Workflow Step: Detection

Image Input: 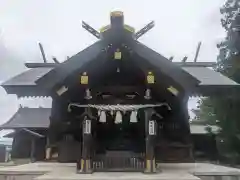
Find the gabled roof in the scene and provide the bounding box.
[1,108,50,129]
[35,39,201,92]
[1,11,237,97]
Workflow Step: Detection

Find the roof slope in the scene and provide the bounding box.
[1,108,50,129]
[183,67,238,86]
[36,41,105,90]
[36,40,201,92]
[129,41,200,90]
[2,68,52,86]
[3,67,237,87]
[1,65,239,97]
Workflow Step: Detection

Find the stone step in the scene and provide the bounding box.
[35,172,200,180]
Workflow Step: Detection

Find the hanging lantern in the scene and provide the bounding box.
[115,111,122,124]
[147,71,155,84]
[80,72,88,84]
[85,88,92,99]
[114,49,122,60]
[99,111,106,123]
[144,89,151,100]
[130,111,138,123]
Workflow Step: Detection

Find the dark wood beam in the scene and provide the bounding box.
[25,62,216,69]
[93,85,143,94]
[39,43,47,63]
[174,62,216,67]
[52,57,60,64]
[194,42,202,62]
[25,63,57,68]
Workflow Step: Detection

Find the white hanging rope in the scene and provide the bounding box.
[68,103,171,112]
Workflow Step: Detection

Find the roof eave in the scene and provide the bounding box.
[191,84,240,97]
[1,85,49,97]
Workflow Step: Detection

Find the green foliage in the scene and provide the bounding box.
[195,0,240,157]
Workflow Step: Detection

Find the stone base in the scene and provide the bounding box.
[0,162,239,180]
[36,172,199,180]
[77,169,93,174]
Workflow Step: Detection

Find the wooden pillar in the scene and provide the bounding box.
[46,98,60,161]
[45,137,52,160]
[144,108,157,173]
[78,115,93,174]
[30,138,36,162]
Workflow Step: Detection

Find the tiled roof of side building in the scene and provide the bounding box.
[183,67,238,86]
[1,108,51,129]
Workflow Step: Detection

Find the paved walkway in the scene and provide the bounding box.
[0,163,239,180]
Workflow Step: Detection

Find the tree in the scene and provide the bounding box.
[195,0,240,159]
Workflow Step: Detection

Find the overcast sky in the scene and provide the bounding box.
[0,0,226,133]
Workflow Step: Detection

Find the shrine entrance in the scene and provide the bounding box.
[92,113,146,171]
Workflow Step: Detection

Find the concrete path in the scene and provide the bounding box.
[0,162,239,180]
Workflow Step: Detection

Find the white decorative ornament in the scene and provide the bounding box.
[56,86,68,96]
[115,111,122,124]
[99,111,106,123]
[84,120,91,134]
[130,111,138,123]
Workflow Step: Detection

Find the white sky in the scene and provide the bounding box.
[0,0,226,130]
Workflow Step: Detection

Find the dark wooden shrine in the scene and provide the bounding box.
[1,11,239,173]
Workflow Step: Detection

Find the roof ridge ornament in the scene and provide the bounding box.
[135,21,155,40]
[82,21,100,39]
